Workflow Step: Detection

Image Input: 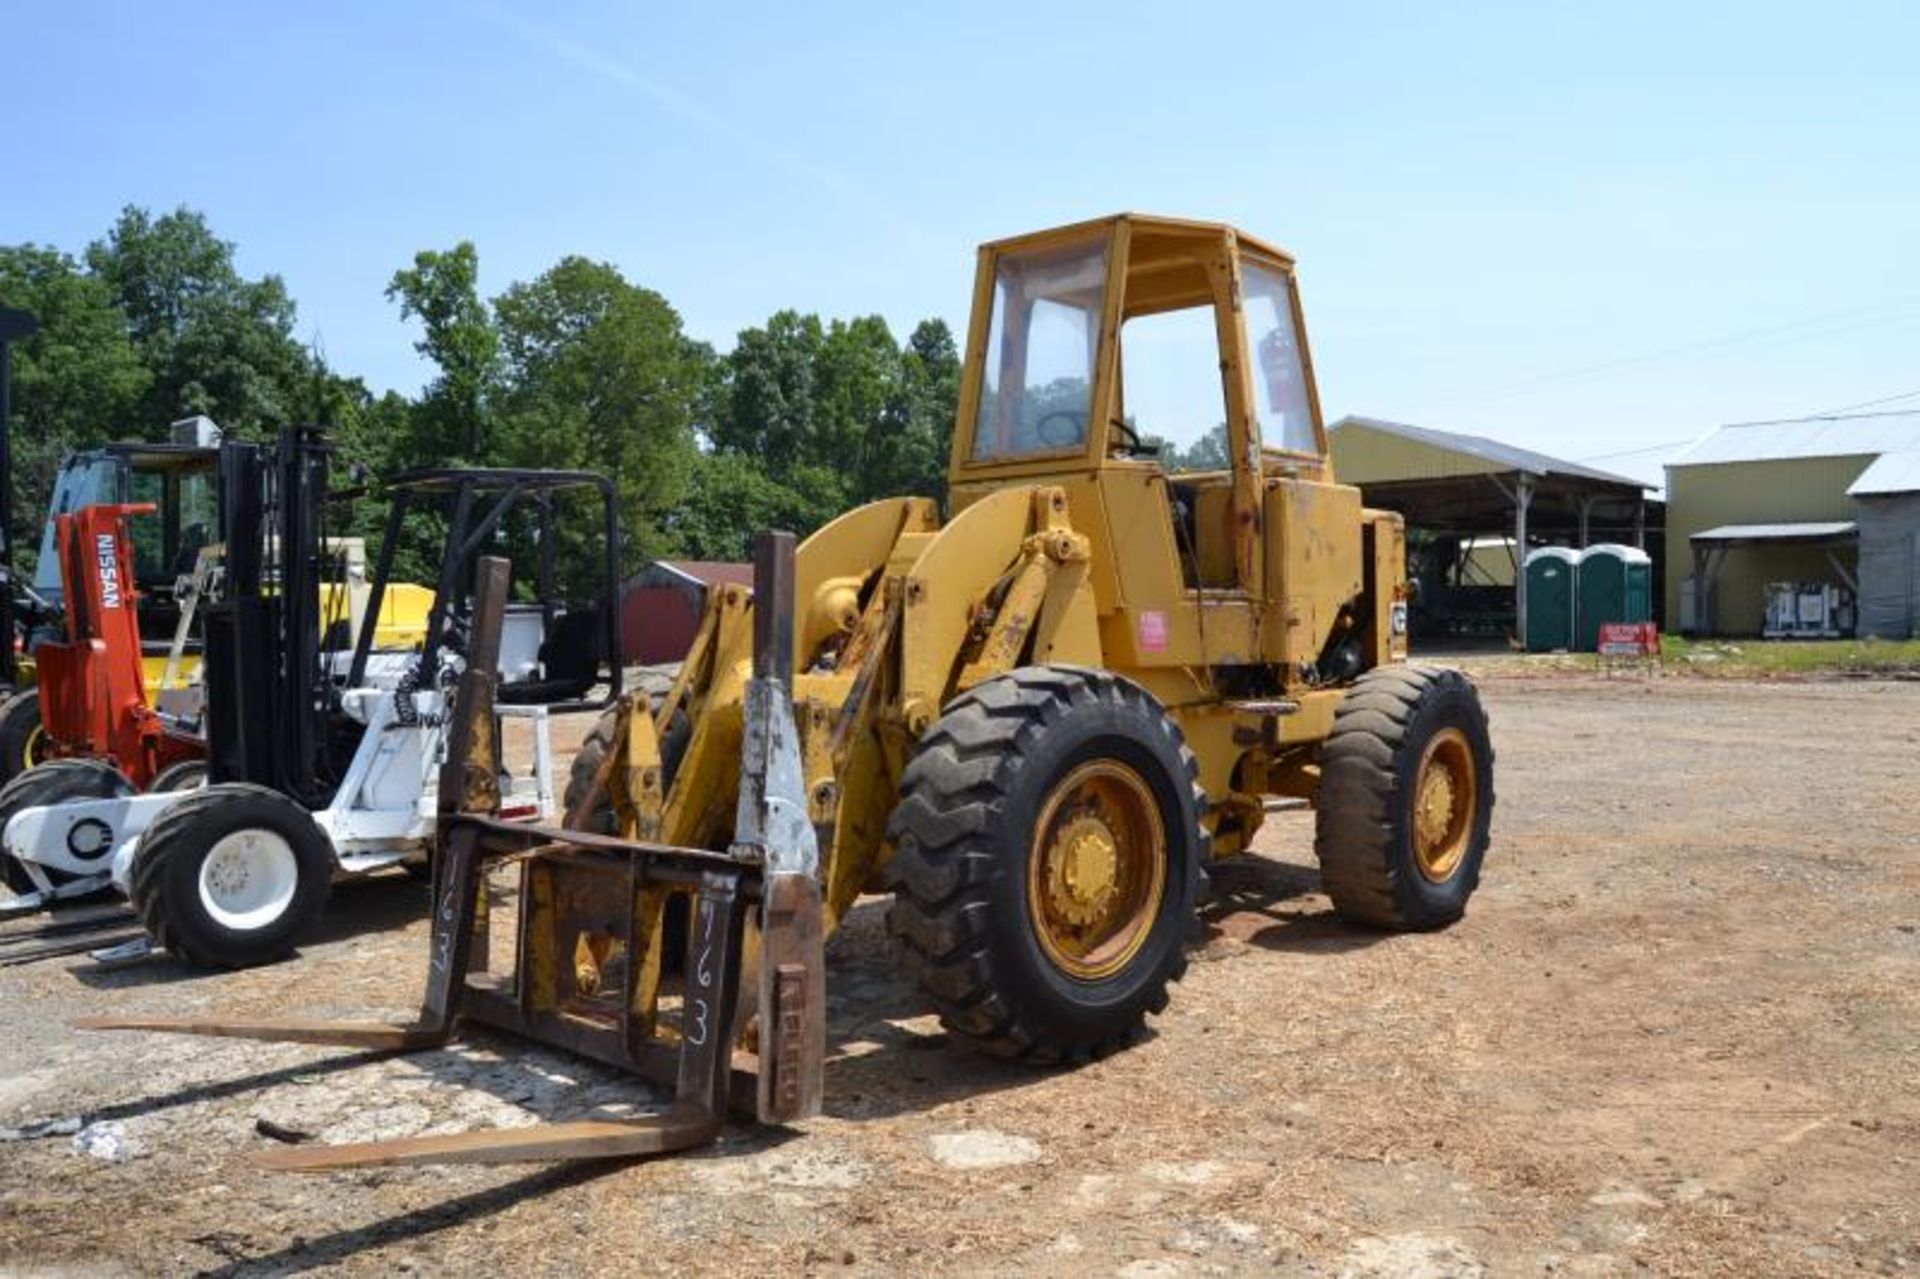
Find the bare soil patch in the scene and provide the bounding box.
[2,676,1916,1275]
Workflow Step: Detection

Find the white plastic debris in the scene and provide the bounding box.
[71,1120,144,1162]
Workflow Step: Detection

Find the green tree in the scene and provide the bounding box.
[84,206,309,434]
[386,242,498,465]
[0,244,151,573]
[707,310,827,474]
[685,310,961,557]
[882,318,960,504]
[1167,421,1230,472]
[492,256,708,567]
[671,452,848,561]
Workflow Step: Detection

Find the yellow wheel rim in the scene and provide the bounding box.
[22,721,45,767]
[1026,760,1166,982]
[1412,727,1477,883]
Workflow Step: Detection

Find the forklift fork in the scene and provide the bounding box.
[78,535,825,1169]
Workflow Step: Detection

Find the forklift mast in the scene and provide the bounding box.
[200,426,338,803]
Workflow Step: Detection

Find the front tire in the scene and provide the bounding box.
[129,784,334,968]
[0,689,49,783]
[886,667,1205,1065]
[0,757,133,897]
[1315,664,1495,929]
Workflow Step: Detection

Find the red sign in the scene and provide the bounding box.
[1597,622,1660,656]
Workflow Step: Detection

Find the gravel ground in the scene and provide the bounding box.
[1,673,1916,1277]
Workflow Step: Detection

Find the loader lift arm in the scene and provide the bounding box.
[78,534,825,1168]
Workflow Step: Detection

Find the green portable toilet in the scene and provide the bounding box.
[1523,547,1579,651]
[1576,543,1654,650]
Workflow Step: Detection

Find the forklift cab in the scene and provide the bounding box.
[346,468,624,714]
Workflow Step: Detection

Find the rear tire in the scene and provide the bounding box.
[0,689,48,783]
[129,783,334,969]
[563,681,691,835]
[886,667,1205,1065]
[148,759,208,793]
[1314,664,1495,929]
[0,758,133,897]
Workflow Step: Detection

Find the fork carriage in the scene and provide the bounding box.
[82,536,826,1170]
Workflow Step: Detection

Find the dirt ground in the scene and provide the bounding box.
[1,672,1916,1277]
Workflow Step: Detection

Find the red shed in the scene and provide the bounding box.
[620,560,754,665]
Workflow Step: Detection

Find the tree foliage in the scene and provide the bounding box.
[0,244,152,566]
[84,206,311,434]
[678,312,959,559]
[385,243,498,465]
[1,204,965,590]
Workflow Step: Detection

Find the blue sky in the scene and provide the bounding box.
[6,1,1917,484]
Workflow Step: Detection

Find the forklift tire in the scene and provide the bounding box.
[886,667,1205,1065]
[0,757,133,896]
[129,783,334,969]
[0,689,49,783]
[148,760,209,793]
[1314,665,1495,930]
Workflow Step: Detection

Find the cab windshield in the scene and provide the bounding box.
[971,236,1109,462]
[30,454,217,602]
[31,457,117,603]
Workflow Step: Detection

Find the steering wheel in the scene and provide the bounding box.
[1034,409,1085,447]
[1107,418,1159,456]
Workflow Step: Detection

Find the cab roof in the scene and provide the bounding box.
[979,213,1297,268]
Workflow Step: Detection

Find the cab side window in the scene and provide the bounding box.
[1241,262,1318,455]
[1119,304,1230,473]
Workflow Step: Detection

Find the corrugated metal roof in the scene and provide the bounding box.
[1847,448,1920,496]
[627,559,755,590]
[662,560,755,587]
[1669,410,1920,467]
[1691,521,1858,543]
[1330,416,1648,488]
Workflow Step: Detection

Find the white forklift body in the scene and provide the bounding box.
[2,675,555,905]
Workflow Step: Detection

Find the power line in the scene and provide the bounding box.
[1577,438,1696,463]
[1804,386,1920,416]
[1438,298,1920,411]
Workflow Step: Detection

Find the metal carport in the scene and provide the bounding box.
[1329,416,1658,646]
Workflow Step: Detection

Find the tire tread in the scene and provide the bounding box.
[884,666,1207,1064]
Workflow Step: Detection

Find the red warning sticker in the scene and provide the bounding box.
[1138,609,1170,652]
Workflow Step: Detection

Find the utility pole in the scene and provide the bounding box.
[0,306,38,690]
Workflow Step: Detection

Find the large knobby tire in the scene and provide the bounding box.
[563,688,691,835]
[129,783,335,969]
[0,689,49,784]
[1315,664,1495,929]
[0,757,133,897]
[886,666,1206,1065]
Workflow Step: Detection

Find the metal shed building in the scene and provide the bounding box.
[1666,411,1920,636]
[619,559,753,664]
[1329,416,1656,645]
[1849,449,1920,638]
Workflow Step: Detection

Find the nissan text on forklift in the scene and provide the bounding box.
[0,424,623,968]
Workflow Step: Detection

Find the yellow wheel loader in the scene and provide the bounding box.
[82,215,1494,1169]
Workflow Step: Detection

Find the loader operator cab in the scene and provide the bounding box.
[951,215,1329,599]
